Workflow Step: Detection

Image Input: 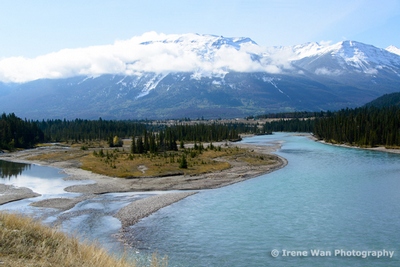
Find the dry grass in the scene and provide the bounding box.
[0,212,167,267]
[27,150,89,163]
[233,153,278,166]
[25,140,274,179]
[80,147,243,178]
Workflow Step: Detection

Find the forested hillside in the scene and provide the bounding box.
[364,92,400,108]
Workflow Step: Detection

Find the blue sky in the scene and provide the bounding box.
[1,0,400,58]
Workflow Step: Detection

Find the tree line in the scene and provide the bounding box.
[263,118,315,133]
[313,106,400,147]
[35,119,261,143]
[1,114,265,151]
[36,118,149,142]
[262,106,400,147]
[0,113,45,150]
[3,105,399,151]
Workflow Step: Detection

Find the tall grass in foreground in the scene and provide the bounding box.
[0,212,167,267]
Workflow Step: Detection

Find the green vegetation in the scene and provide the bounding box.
[314,106,400,147]
[34,118,265,143]
[0,212,166,267]
[179,154,188,169]
[364,92,400,108]
[1,113,268,153]
[0,113,44,150]
[4,91,400,154]
[263,117,315,133]
[261,106,400,148]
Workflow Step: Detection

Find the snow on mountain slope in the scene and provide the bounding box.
[0,33,271,83]
[290,40,400,75]
[136,73,168,99]
[1,32,400,84]
[386,45,400,56]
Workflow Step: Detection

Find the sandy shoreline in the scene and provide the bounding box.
[0,139,287,226]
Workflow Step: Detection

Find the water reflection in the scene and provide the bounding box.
[0,160,31,179]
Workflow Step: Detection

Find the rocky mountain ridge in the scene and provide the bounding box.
[1,33,399,119]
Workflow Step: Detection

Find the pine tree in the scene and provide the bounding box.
[130,136,136,154]
[136,136,144,154]
[179,154,188,169]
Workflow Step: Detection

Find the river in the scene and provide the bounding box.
[1,133,400,266]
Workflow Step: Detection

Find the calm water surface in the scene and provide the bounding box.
[1,133,400,267]
[126,133,400,267]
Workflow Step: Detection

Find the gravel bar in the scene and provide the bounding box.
[0,184,40,205]
[30,194,96,210]
[115,191,197,228]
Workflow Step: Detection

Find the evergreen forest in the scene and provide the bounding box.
[0,115,264,151]
[0,113,45,150]
[313,106,400,147]
[1,98,400,151]
[263,106,400,147]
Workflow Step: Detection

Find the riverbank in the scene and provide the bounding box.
[0,139,287,224]
[309,134,400,154]
[0,212,165,267]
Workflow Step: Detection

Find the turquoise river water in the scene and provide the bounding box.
[1,133,400,267]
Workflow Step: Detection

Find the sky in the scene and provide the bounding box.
[1,0,400,58]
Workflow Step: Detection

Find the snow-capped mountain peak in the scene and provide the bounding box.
[292,40,397,62]
[2,33,400,120]
[139,33,258,51]
[290,40,400,75]
[332,41,400,69]
[0,32,264,83]
[386,45,400,56]
[1,32,400,83]
[290,41,329,59]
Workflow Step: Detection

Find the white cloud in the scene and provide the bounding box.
[0,32,292,83]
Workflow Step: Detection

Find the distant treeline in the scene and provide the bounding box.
[34,119,261,143]
[36,118,149,142]
[314,107,400,147]
[262,106,400,147]
[251,111,328,119]
[2,105,400,151]
[0,113,44,150]
[1,116,264,150]
[263,118,315,133]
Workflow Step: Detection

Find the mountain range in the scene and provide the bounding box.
[1,33,400,119]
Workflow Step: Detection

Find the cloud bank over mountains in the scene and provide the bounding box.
[0,32,399,83]
[0,32,285,83]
